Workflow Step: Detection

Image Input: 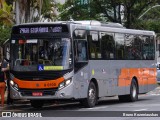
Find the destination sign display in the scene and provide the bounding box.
[12,25,69,34]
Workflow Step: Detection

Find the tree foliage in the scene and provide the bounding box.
[121,0,159,28]
[0,25,11,45]
[0,0,13,44]
[134,3,160,34]
[58,0,159,29]
[41,0,57,21]
[0,0,57,43]
[0,0,13,26]
[57,0,92,20]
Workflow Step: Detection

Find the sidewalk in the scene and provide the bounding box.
[147,85,160,95]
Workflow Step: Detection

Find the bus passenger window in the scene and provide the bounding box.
[89,31,101,59]
[115,33,125,60]
[101,32,115,59]
[142,36,155,60]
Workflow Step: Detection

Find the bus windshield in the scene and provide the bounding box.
[11,38,72,71]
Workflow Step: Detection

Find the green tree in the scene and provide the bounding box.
[135,5,160,34]
[58,0,159,28]
[0,0,13,44]
[0,0,13,26]
[8,0,57,23]
[0,26,11,44]
[90,0,159,28]
[122,0,159,28]
[57,0,91,20]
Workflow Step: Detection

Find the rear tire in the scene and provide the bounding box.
[119,79,138,102]
[81,82,97,108]
[128,79,138,102]
[30,100,44,108]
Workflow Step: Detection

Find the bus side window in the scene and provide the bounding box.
[89,31,101,59]
[115,33,125,60]
[142,36,155,60]
[101,32,115,59]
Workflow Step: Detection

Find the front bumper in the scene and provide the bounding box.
[10,82,74,100]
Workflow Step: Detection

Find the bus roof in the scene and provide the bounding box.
[13,20,124,28]
[83,25,156,36]
[13,20,155,36]
[70,21,155,36]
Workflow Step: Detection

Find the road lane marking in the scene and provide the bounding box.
[133,109,147,111]
[87,106,109,110]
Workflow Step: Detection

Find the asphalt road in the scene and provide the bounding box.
[1,87,160,120]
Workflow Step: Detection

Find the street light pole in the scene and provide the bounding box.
[138,5,160,19]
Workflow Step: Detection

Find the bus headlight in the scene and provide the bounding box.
[10,80,19,91]
[58,78,72,90]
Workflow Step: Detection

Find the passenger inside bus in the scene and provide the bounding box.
[39,46,48,60]
[78,42,86,61]
[32,45,38,62]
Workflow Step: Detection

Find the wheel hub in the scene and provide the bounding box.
[132,84,137,98]
[89,88,95,103]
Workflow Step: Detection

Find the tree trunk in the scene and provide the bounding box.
[25,0,30,23]
[113,5,117,22]
[15,1,20,24]
[126,7,131,28]
[117,4,122,24]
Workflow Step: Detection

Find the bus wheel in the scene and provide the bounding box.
[129,79,138,102]
[30,100,44,108]
[118,79,138,102]
[81,82,97,108]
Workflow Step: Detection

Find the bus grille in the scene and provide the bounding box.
[14,74,60,80]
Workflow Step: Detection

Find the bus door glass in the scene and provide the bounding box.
[73,30,88,71]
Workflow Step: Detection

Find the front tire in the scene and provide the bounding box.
[30,100,44,108]
[81,82,97,108]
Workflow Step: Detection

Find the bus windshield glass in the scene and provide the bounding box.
[11,38,72,71]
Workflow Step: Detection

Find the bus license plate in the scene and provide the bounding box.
[32,92,43,96]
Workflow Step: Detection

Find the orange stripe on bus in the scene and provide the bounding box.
[13,77,65,89]
[118,68,157,87]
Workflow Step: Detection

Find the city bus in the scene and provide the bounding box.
[9,20,157,108]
